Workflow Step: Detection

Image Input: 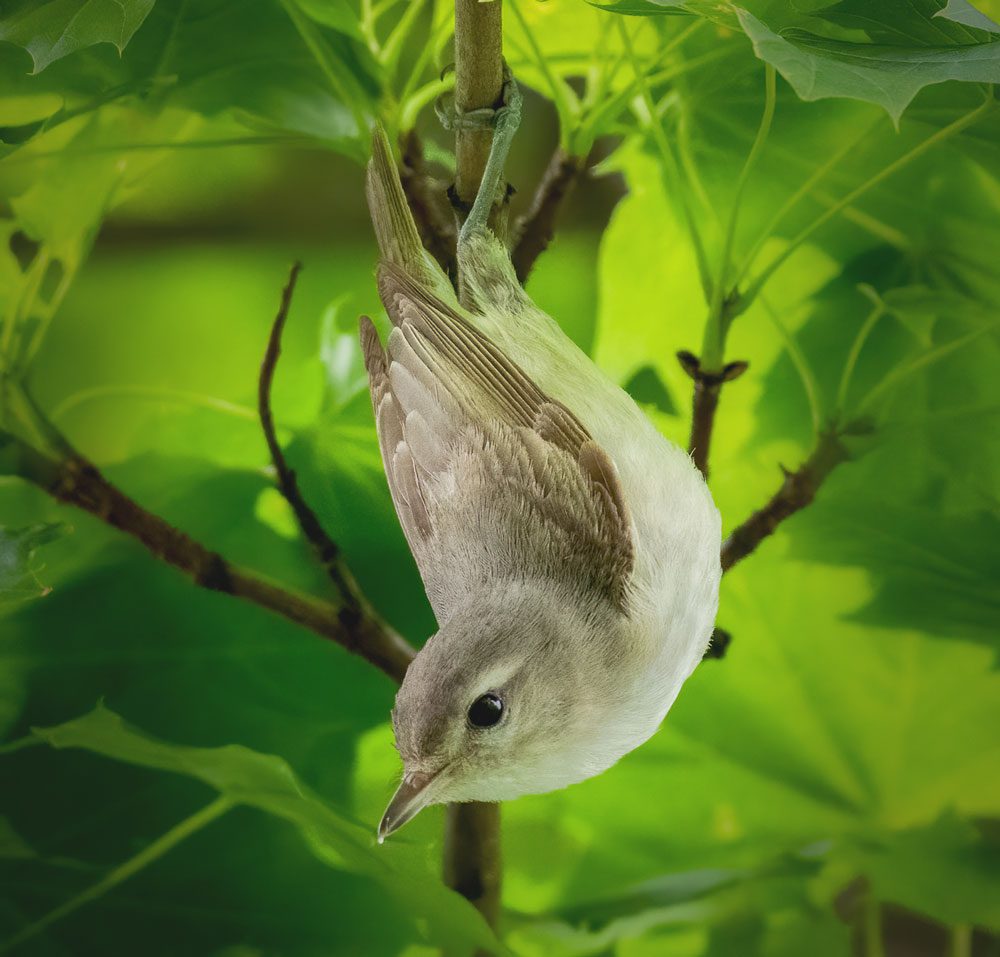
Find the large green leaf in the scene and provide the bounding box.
[25,704,498,954]
[736,8,1000,122]
[589,0,1000,120]
[0,0,156,73]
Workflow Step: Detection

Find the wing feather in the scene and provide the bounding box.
[361,268,634,620]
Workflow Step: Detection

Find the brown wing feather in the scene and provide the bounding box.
[361,268,634,613]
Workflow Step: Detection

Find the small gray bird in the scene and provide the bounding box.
[361,120,721,842]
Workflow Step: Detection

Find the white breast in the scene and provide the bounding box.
[471,298,722,738]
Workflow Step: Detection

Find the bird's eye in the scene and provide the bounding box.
[467,693,504,728]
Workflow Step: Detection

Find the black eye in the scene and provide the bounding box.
[467,693,504,728]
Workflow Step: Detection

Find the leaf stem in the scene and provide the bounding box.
[702,63,776,369]
[734,113,881,288]
[761,295,822,436]
[0,796,233,955]
[619,20,711,301]
[836,287,887,418]
[742,95,994,312]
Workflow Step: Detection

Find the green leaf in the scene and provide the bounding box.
[937,0,1000,32]
[0,0,156,73]
[736,7,1000,122]
[788,502,1000,649]
[0,522,66,604]
[840,813,1000,928]
[31,704,499,954]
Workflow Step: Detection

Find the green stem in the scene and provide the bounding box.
[734,113,881,287]
[742,95,994,312]
[278,0,370,134]
[380,0,428,79]
[761,295,822,435]
[949,924,973,957]
[0,796,233,955]
[836,288,887,417]
[855,318,999,417]
[508,0,579,136]
[619,20,711,301]
[864,895,886,957]
[702,63,776,369]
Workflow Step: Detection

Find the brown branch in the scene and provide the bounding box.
[11,434,416,682]
[678,350,749,480]
[258,263,386,629]
[721,428,849,573]
[398,129,457,280]
[511,147,587,284]
[444,802,502,932]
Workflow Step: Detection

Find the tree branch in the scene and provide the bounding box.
[511,147,586,284]
[258,263,389,633]
[398,129,458,280]
[678,350,748,479]
[721,428,849,573]
[11,434,416,682]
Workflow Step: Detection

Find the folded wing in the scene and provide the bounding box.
[361,265,634,623]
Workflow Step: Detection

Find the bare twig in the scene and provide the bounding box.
[721,428,849,572]
[677,350,748,479]
[258,264,386,629]
[398,130,458,280]
[511,147,587,283]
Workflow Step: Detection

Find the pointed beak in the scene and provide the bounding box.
[377,769,441,843]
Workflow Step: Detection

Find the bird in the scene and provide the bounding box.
[360,105,721,842]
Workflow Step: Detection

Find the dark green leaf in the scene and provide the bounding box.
[736,8,1000,122]
[32,704,499,953]
[0,0,156,73]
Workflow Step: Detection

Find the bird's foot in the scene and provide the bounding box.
[436,62,523,244]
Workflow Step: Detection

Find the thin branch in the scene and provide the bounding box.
[9,433,416,683]
[678,349,748,480]
[721,428,849,573]
[258,264,383,620]
[511,147,587,283]
[398,129,458,279]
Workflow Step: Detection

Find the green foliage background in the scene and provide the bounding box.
[1,0,999,954]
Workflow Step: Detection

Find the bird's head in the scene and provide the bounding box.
[378,582,617,841]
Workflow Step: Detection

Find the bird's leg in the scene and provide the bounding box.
[437,65,523,246]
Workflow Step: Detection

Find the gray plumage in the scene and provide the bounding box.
[362,128,721,839]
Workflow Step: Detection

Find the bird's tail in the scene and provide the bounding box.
[366,126,455,303]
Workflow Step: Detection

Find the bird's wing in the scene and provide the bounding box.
[361,264,634,622]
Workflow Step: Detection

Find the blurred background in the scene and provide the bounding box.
[1,1,999,955]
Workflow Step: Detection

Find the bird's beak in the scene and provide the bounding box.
[377,768,440,843]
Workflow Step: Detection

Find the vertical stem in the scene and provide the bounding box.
[453,0,504,210]
[443,802,503,931]
[689,377,721,478]
[448,0,505,933]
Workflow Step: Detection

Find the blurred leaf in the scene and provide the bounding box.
[0,522,66,604]
[31,704,499,954]
[0,817,36,860]
[853,812,1000,928]
[788,502,1000,649]
[0,0,156,73]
